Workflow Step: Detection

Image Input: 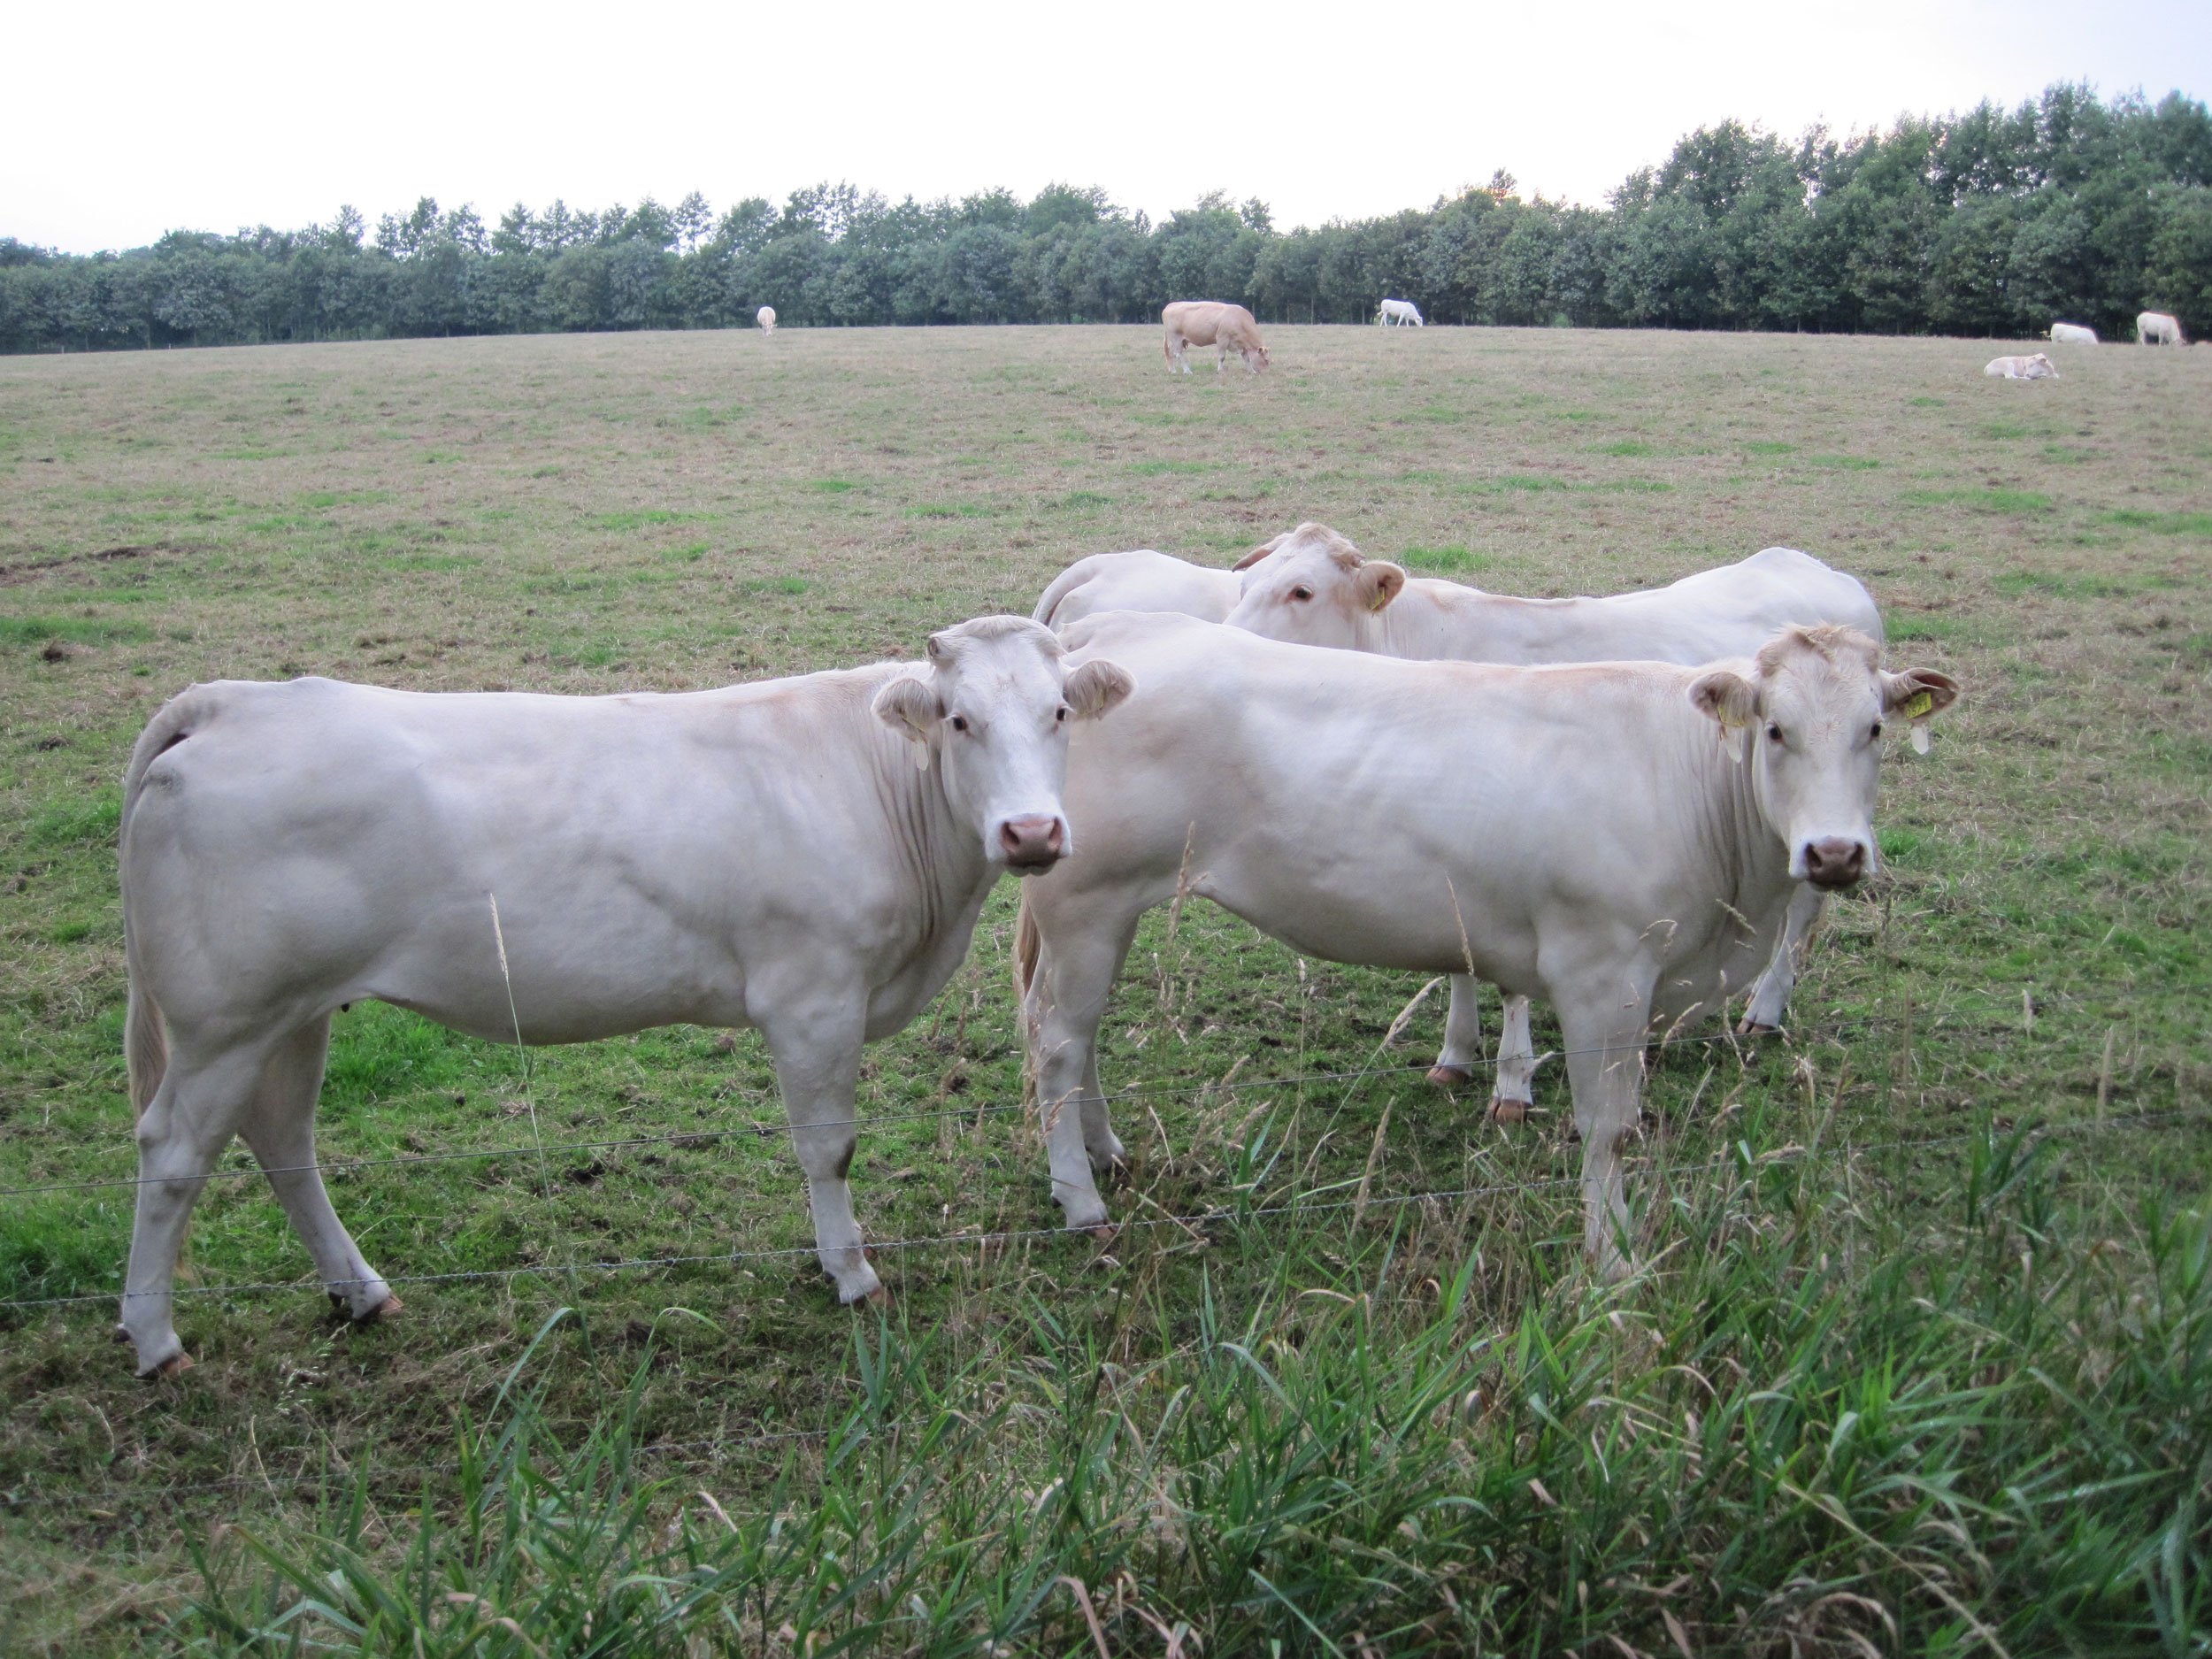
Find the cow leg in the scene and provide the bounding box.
[119,1042,270,1376]
[758,995,879,1304]
[1740,887,1824,1034]
[1076,1041,1127,1179]
[1025,906,1142,1234]
[1491,994,1539,1119]
[1551,956,1658,1281]
[235,1014,396,1324]
[1427,974,1485,1087]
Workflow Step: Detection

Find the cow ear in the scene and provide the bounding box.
[872,672,942,768]
[1063,658,1134,721]
[1358,562,1407,611]
[1688,669,1756,762]
[1879,668,1959,718]
[1233,534,1287,572]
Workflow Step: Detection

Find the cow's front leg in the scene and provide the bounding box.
[1024,909,1141,1236]
[759,995,880,1305]
[1491,994,1539,1122]
[1741,886,1824,1034]
[1427,974,1485,1088]
[1551,956,1658,1281]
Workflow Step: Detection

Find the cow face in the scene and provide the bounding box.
[1691,626,1958,891]
[873,616,1133,872]
[1224,522,1403,650]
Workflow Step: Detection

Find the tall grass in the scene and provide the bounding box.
[176,1122,2211,1655]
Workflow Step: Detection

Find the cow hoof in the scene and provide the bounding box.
[1738,1019,1780,1037]
[353,1294,403,1325]
[142,1350,195,1381]
[863,1285,891,1310]
[1427,1064,1478,1089]
[1487,1099,1530,1125]
[1088,1224,1120,1247]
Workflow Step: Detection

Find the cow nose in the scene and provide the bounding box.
[999,815,1064,869]
[1802,837,1866,889]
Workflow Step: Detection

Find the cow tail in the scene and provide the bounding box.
[1013,884,1042,1004]
[120,685,214,1118]
[1030,559,1091,627]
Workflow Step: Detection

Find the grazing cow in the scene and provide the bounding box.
[1032,549,1247,631]
[112,618,1133,1377]
[1222,524,1885,1106]
[1985,354,2059,380]
[1163,302,1270,374]
[1017,612,1955,1276]
[757,305,777,334]
[2049,322,2098,344]
[2138,311,2185,345]
[1378,298,1425,327]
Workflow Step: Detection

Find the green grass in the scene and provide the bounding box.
[1902,488,2054,512]
[0,322,2207,1654]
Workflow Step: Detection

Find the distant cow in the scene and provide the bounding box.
[1033,549,1246,631]
[111,618,1133,1376]
[2049,322,2098,344]
[1163,302,1269,374]
[757,305,777,335]
[1378,298,1425,327]
[2138,311,2185,345]
[1985,354,2058,380]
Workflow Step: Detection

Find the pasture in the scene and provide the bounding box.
[1,322,2208,1655]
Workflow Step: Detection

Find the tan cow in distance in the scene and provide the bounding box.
[1163,302,1269,374]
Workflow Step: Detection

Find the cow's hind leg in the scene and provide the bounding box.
[1491,994,1539,1121]
[759,991,879,1304]
[119,1043,271,1376]
[1025,902,1143,1234]
[235,1014,396,1324]
[1428,974,1485,1088]
[1740,887,1824,1034]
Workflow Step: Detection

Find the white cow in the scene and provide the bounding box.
[1018,612,1955,1275]
[112,617,1133,1377]
[1985,354,2059,380]
[1163,302,1270,374]
[757,305,777,334]
[1378,298,1425,327]
[1222,525,1886,1110]
[1032,549,1246,631]
[2049,322,2098,344]
[2138,311,2185,345]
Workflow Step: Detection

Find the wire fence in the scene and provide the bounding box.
[8,1102,2207,1517]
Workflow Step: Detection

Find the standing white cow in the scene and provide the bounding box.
[1163,302,1270,374]
[2049,322,2099,344]
[1378,298,1425,327]
[1985,354,2059,380]
[1018,612,1956,1276]
[1222,524,1886,1110]
[757,305,777,335]
[1032,549,1247,631]
[2138,311,2185,345]
[112,618,1133,1377]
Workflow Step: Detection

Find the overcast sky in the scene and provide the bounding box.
[7,0,2207,253]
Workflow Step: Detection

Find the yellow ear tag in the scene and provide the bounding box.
[1902,690,1934,719]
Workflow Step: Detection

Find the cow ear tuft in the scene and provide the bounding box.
[1064,658,1134,721]
[1233,534,1287,573]
[1359,562,1408,611]
[872,672,942,767]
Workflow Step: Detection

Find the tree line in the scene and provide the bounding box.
[4,83,2208,354]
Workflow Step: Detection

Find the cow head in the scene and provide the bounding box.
[872,615,1133,872]
[1224,522,1405,649]
[1689,626,1959,891]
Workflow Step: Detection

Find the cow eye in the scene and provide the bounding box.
[1055,706,1068,723]
[1290,586,1313,601]
[950,715,968,733]
[1765,722,1784,743]
[1870,720,1884,740]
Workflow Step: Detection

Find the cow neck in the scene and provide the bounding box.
[1694,710,1795,941]
[881,729,995,951]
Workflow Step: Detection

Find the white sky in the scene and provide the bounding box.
[5,0,2207,252]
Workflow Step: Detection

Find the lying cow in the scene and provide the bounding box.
[1163,302,1269,374]
[757,305,777,334]
[113,617,1132,1377]
[2049,322,2098,344]
[1222,524,1884,1110]
[1032,549,1246,631]
[1378,298,1425,327]
[2138,311,2185,345]
[1985,353,2058,380]
[1018,612,1955,1276]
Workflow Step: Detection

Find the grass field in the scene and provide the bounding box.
[2,323,2209,1655]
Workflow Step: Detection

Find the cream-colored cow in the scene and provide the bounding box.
[1163,302,1269,374]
